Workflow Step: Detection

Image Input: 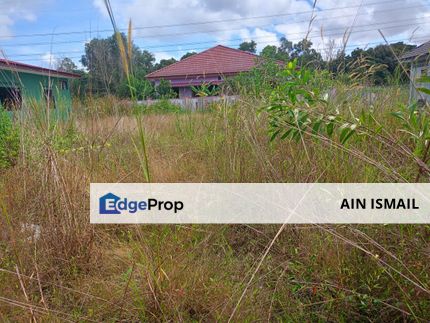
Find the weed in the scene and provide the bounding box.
[0,106,19,169]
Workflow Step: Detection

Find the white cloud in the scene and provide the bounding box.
[92,0,430,55]
[0,0,48,38]
[41,52,56,67]
[276,0,430,53]
[239,28,279,52]
[92,0,109,18]
[94,0,312,43]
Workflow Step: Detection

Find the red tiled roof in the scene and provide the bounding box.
[0,58,80,78]
[146,45,264,79]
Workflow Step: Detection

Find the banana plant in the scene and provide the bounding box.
[191,82,219,97]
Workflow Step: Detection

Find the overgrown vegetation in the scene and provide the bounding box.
[0,106,19,169]
[2,2,430,319]
[1,57,430,321]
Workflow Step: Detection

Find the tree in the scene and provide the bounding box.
[81,33,156,95]
[260,45,289,62]
[341,42,417,85]
[239,40,257,53]
[260,45,278,60]
[154,58,177,70]
[81,34,123,94]
[290,39,323,68]
[56,57,78,73]
[133,50,156,78]
[180,52,197,60]
[278,37,293,59]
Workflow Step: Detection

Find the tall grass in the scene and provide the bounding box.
[1,77,430,320]
[1,6,430,321]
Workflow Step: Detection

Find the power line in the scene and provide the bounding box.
[1,3,427,49]
[5,18,430,59]
[6,34,430,64]
[0,0,417,39]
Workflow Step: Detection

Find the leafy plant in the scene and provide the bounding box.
[224,59,282,98]
[118,76,154,100]
[416,75,430,97]
[265,59,357,145]
[391,78,430,180]
[0,106,19,169]
[52,122,82,153]
[156,79,177,99]
[191,82,219,97]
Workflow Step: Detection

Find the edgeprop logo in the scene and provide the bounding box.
[99,192,184,214]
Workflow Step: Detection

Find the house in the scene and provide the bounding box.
[401,41,430,103]
[146,45,266,99]
[0,58,80,117]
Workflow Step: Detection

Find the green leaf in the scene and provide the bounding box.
[417,75,430,83]
[417,87,430,95]
[312,120,323,134]
[326,122,334,137]
[270,129,280,141]
[390,111,405,121]
[280,128,293,139]
[340,128,355,145]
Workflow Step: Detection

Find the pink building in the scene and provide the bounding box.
[146,45,265,98]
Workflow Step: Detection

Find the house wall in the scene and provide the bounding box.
[0,69,73,119]
[410,62,430,103]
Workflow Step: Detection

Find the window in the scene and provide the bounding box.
[0,87,22,111]
[59,80,68,91]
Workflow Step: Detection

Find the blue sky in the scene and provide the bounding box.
[1,0,429,69]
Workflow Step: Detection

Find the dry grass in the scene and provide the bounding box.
[1,87,430,321]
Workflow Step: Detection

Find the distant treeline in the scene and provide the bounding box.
[57,33,417,98]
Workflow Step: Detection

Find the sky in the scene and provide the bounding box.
[0,0,429,69]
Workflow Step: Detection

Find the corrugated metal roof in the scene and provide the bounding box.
[401,41,430,60]
[0,58,80,78]
[146,45,263,79]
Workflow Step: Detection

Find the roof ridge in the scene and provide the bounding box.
[401,40,430,60]
[146,46,221,78]
[146,45,262,79]
[0,58,80,78]
[215,44,260,57]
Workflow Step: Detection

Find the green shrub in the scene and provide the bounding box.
[155,79,177,99]
[133,99,182,114]
[52,122,82,153]
[118,76,154,100]
[0,106,19,169]
[222,59,282,98]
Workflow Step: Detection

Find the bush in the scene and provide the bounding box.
[0,106,19,169]
[52,122,82,153]
[155,79,177,99]
[118,76,154,100]
[222,59,282,98]
[133,99,182,114]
